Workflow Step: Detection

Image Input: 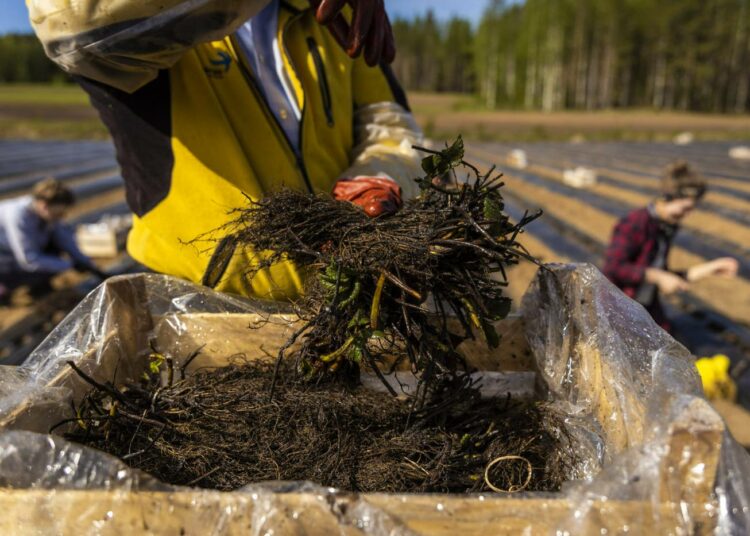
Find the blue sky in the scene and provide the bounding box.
[1,3,33,34]
[385,0,489,22]
[1,1,490,34]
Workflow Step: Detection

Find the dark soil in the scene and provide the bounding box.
[59,359,576,494]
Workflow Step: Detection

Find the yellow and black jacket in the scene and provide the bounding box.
[27,0,423,299]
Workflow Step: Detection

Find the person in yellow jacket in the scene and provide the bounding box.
[27,0,424,300]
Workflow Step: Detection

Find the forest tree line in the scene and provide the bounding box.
[0,34,67,84]
[2,1,750,113]
[392,0,750,113]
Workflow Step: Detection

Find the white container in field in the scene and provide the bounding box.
[507,149,528,169]
[75,214,132,258]
[562,167,597,188]
[673,132,695,145]
[729,146,750,161]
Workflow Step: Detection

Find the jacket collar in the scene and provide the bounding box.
[281,0,310,13]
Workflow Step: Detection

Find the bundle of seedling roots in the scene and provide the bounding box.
[60,139,577,493]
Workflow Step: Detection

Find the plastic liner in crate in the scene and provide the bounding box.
[0,264,747,535]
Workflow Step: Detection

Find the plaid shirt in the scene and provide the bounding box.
[603,207,681,331]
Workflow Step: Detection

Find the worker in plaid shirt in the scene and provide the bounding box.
[603,162,738,333]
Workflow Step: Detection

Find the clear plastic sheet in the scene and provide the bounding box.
[523,264,750,534]
[0,264,747,534]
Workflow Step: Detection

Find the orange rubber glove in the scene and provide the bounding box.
[333,177,402,217]
[309,0,396,66]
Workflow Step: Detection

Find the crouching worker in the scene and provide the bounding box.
[603,162,738,333]
[0,180,107,304]
[27,0,423,301]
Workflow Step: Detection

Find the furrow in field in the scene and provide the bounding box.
[466,147,750,324]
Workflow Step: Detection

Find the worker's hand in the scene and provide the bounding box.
[648,269,689,296]
[687,257,739,282]
[309,0,396,66]
[333,177,402,217]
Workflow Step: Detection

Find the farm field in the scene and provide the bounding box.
[2,84,750,142]
[410,93,750,143]
[462,140,750,398]
[0,84,106,140]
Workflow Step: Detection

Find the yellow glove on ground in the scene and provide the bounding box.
[696,354,737,402]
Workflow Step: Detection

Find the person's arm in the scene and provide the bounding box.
[51,224,107,278]
[336,58,423,203]
[686,257,739,282]
[30,0,395,94]
[5,210,71,274]
[28,0,272,92]
[644,268,688,295]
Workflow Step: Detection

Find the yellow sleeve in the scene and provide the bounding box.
[344,58,424,199]
[26,0,271,92]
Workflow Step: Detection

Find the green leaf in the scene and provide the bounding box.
[347,310,370,330]
[349,345,364,363]
[420,136,465,178]
[338,280,361,308]
[483,197,505,222]
[323,262,338,280]
[484,196,510,236]
[321,261,354,285]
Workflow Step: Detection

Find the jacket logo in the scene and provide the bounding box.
[205,51,232,78]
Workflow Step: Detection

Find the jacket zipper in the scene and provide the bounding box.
[279,12,314,191]
[230,23,314,194]
[306,37,334,127]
